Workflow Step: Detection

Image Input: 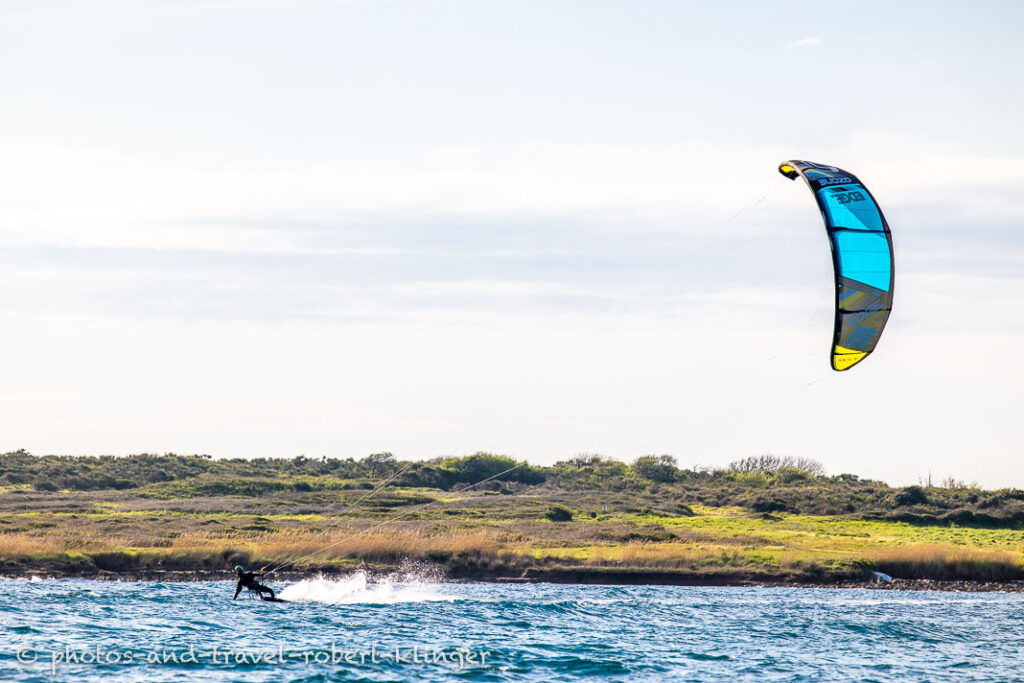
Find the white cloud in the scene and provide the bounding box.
[0,141,788,253]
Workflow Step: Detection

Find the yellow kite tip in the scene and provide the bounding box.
[832,346,868,371]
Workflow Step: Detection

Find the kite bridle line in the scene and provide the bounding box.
[266,461,531,574]
[724,193,770,224]
[633,182,840,462]
[260,188,786,575]
[261,458,420,575]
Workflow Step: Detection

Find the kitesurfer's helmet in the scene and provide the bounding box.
[234,565,244,572]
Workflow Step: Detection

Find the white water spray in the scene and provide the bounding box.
[278,569,453,605]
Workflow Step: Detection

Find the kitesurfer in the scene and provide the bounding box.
[232,565,275,600]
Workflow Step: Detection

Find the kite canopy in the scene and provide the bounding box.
[779,160,894,371]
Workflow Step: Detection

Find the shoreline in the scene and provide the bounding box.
[4,565,1024,593]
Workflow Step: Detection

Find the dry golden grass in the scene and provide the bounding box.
[0,532,143,557]
[613,542,734,568]
[867,543,1023,580]
[0,526,505,572]
[165,526,501,563]
[0,533,69,558]
[516,541,758,570]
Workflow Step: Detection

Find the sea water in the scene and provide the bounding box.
[2,572,1023,682]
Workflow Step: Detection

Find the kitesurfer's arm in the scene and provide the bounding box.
[233,580,243,600]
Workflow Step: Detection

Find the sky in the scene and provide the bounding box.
[1,0,1022,486]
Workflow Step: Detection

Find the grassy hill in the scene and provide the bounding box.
[1,450,1022,584]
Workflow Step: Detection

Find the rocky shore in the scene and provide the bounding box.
[4,563,1024,593]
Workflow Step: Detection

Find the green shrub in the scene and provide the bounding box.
[546,504,574,522]
[894,486,929,507]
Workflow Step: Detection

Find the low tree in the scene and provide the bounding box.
[362,452,398,477]
[632,455,681,483]
[728,454,824,476]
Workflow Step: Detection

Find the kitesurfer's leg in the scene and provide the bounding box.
[258,585,275,600]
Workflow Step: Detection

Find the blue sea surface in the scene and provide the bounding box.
[1,574,1023,682]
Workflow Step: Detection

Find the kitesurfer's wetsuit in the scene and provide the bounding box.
[233,571,275,600]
